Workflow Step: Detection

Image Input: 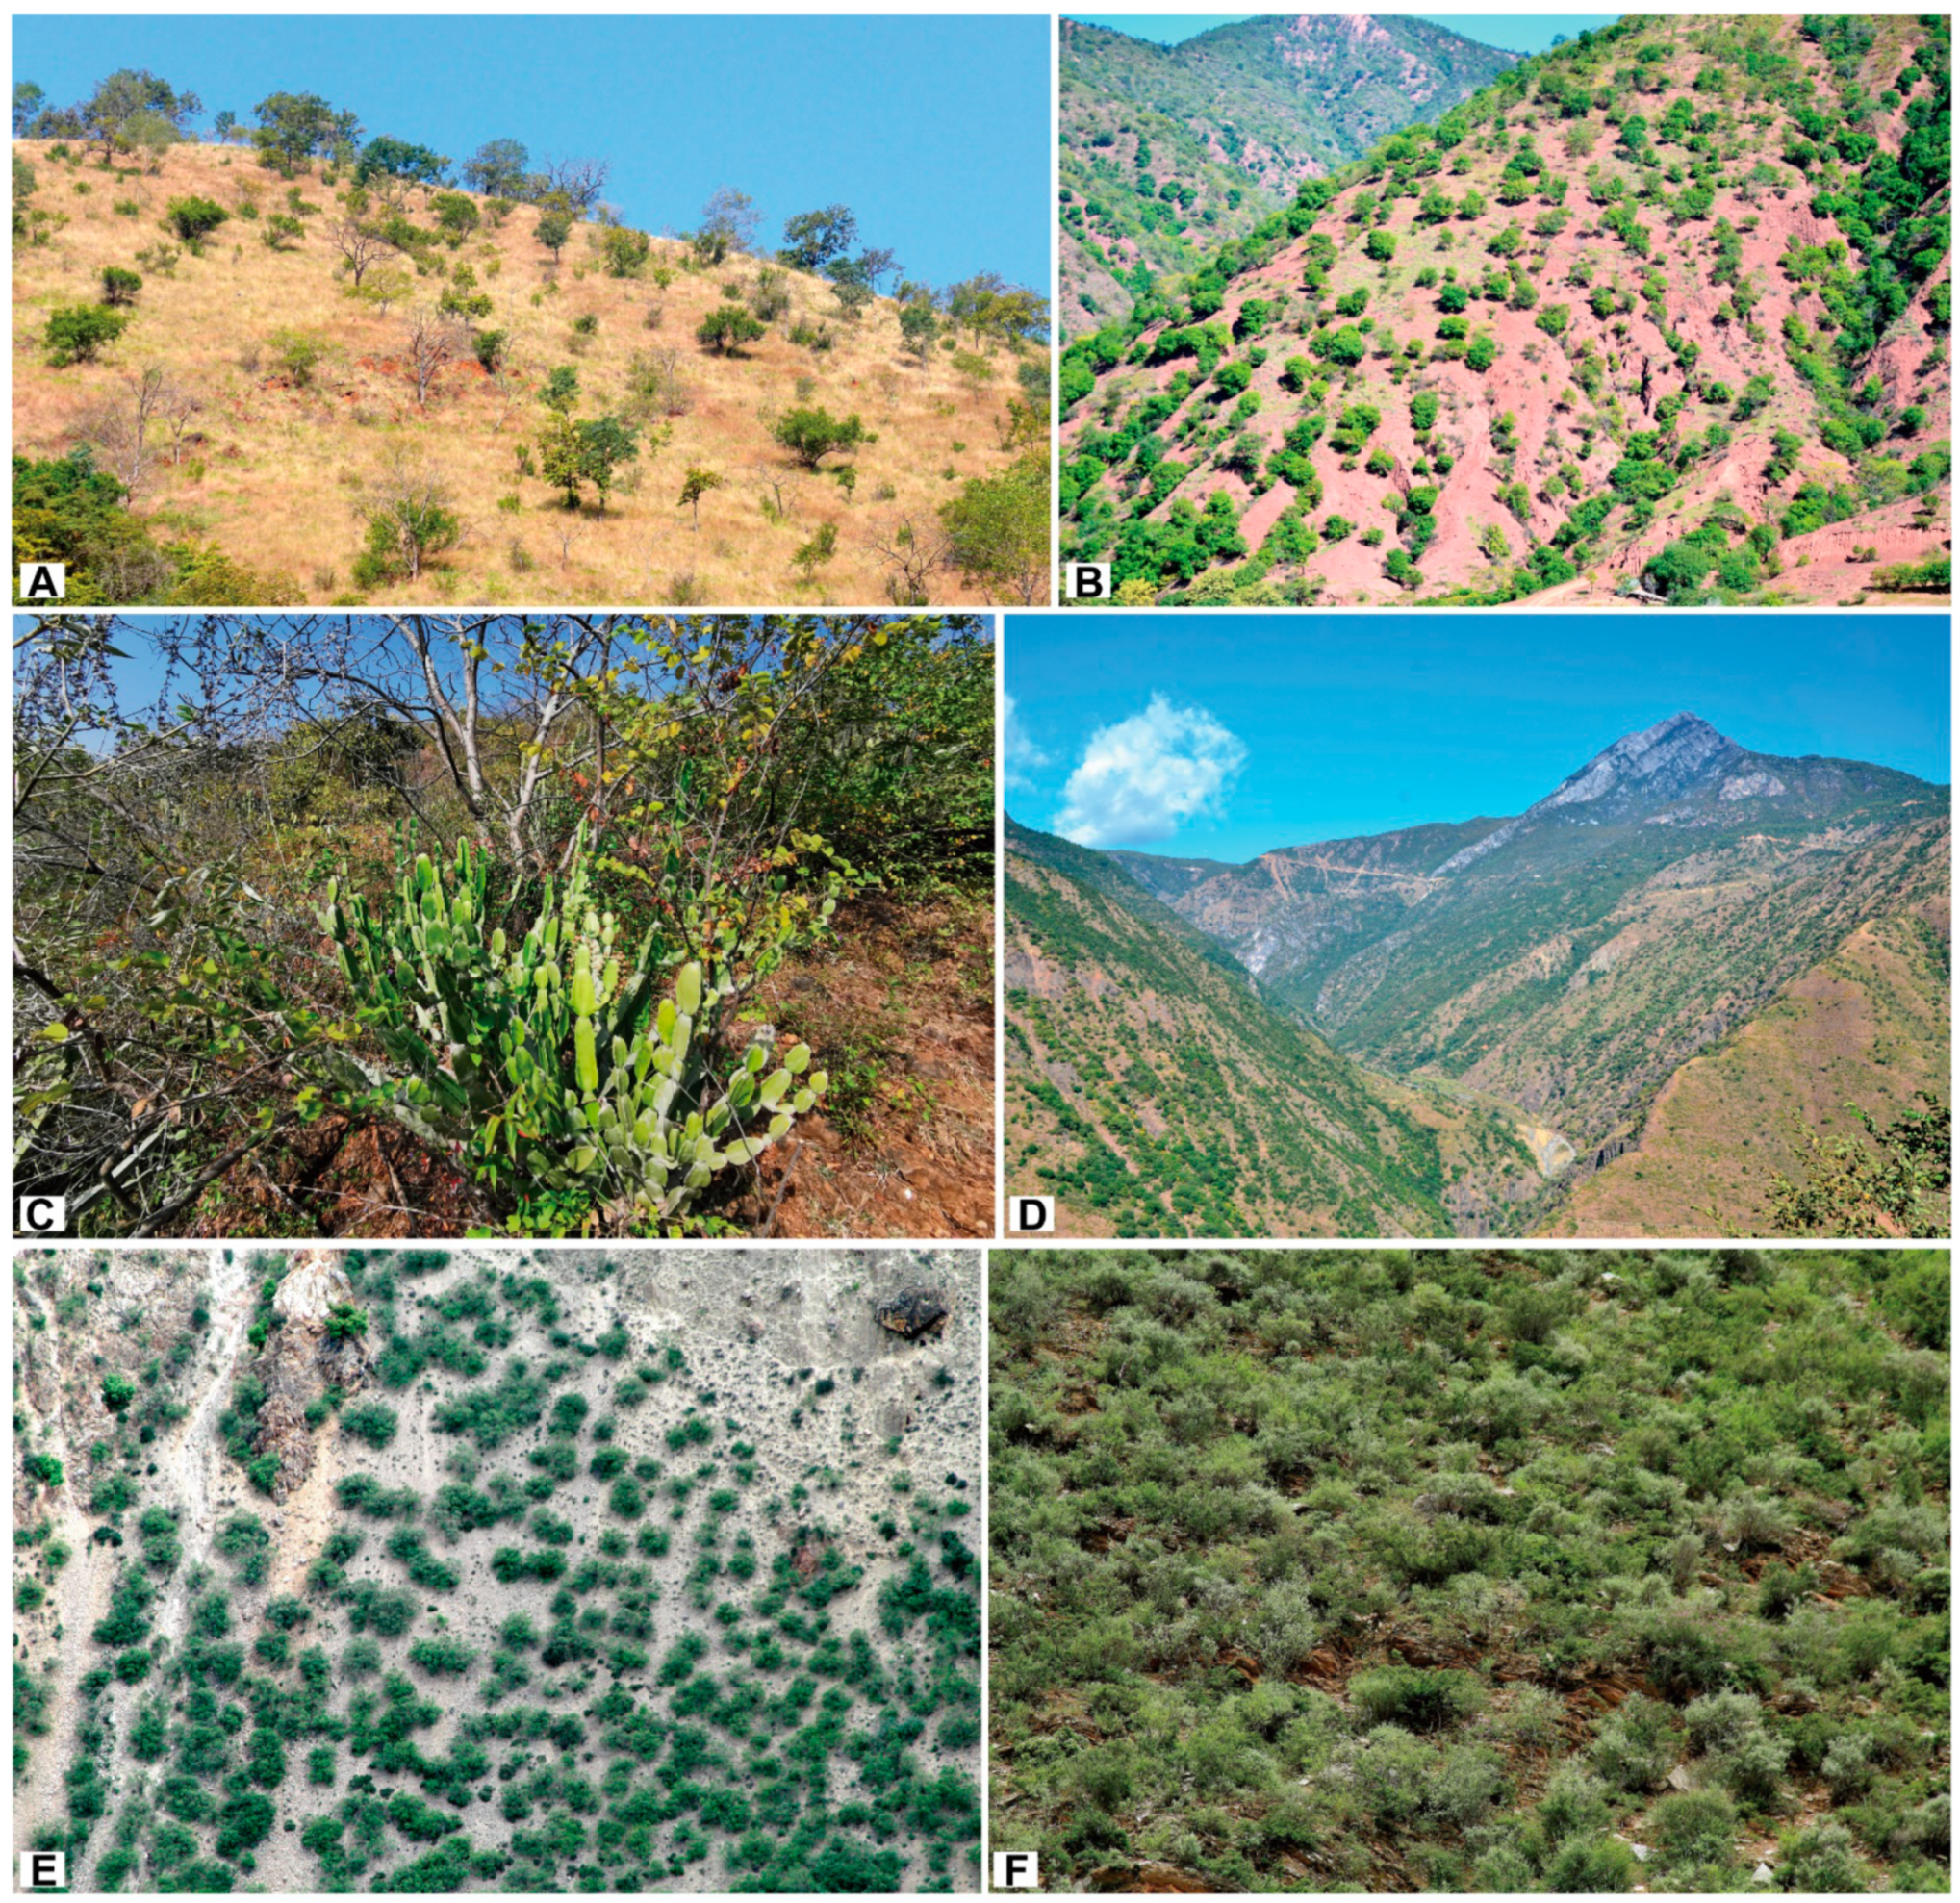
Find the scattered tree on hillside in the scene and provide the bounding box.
[900,299,939,365]
[534,210,573,263]
[356,136,449,190]
[871,518,950,606]
[779,204,857,273]
[462,138,529,198]
[251,91,361,177]
[677,466,725,530]
[827,260,875,321]
[351,452,462,586]
[938,449,1047,605]
[79,69,200,164]
[13,81,45,138]
[696,303,765,355]
[700,186,761,257]
[326,215,394,290]
[771,406,874,469]
[857,246,902,295]
[78,367,175,502]
[539,157,610,215]
[946,271,1048,348]
[401,305,466,407]
[44,305,130,368]
[165,194,229,246]
[538,413,642,512]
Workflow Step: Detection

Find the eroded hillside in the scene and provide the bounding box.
[13,1246,981,1891]
[1060,14,1951,606]
[13,138,1047,607]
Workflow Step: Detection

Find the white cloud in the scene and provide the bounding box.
[1053,694,1247,848]
[1003,692,1048,792]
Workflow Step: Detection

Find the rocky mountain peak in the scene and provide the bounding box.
[1532,713,1743,817]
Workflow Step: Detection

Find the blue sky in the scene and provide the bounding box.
[1073,14,1623,56]
[13,15,1050,289]
[1006,617,1953,860]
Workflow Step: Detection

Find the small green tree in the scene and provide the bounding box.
[696,303,765,355]
[601,225,650,277]
[779,203,856,272]
[899,299,938,364]
[100,266,142,307]
[792,521,838,581]
[251,90,359,178]
[352,455,462,585]
[771,406,874,469]
[677,466,725,529]
[539,414,640,510]
[535,210,573,262]
[45,305,130,366]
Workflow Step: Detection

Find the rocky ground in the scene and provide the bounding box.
[14,1244,982,1892]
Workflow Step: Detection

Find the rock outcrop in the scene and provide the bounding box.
[248,1252,372,1502]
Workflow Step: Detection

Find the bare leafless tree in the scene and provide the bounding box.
[700,185,761,255]
[870,517,950,606]
[540,156,611,215]
[78,367,171,501]
[159,380,203,465]
[400,304,465,407]
[326,215,395,289]
[858,245,902,294]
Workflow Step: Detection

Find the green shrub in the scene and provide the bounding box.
[45,304,130,365]
[165,194,228,242]
[342,1402,397,1448]
[1351,1666,1483,1730]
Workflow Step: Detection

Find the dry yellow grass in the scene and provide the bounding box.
[14,138,1050,606]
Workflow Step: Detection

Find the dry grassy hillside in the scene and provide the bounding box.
[14,138,1048,606]
[1060,14,1952,607]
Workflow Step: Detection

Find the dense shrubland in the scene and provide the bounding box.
[990,1246,1949,1891]
[13,612,992,1237]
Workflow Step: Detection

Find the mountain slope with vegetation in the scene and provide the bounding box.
[1005,818,1537,1238]
[1107,714,1951,1235]
[15,1246,982,1892]
[990,1245,1950,1894]
[13,95,1048,608]
[1545,899,1951,1236]
[1060,14,1517,332]
[1059,14,1951,606]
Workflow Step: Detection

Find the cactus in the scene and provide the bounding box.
[317,822,826,1228]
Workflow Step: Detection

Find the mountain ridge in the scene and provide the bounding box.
[1060,13,1519,331]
